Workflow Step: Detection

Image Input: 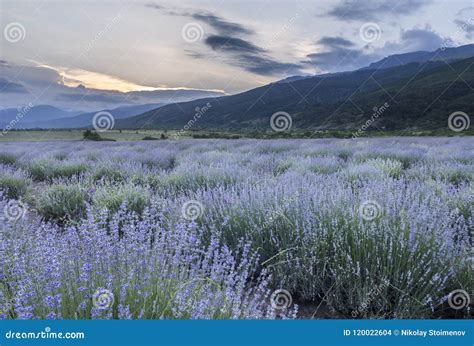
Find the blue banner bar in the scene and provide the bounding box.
[1,320,472,346]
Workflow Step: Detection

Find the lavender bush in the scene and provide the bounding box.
[0,138,472,319]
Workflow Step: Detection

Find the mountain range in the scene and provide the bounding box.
[2,44,473,132]
[0,104,165,129]
[115,44,474,132]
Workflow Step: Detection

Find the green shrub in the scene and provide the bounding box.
[92,165,125,182]
[92,184,150,215]
[0,175,30,199]
[50,163,88,179]
[367,158,403,178]
[27,161,88,181]
[37,184,86,221]
[0,153,16,165]
[83,130,102,141]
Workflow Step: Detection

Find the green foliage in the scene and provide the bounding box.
[37,184,86,222]
[0,175,30,199]
[0,152,17,165]
[27,160,88,181]
[92,183,150,215]
[83,130,102,141]
[92,165,125,182]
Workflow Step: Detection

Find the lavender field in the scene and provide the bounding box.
[0,137,472,320]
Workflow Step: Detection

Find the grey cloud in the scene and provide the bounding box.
[238,55,303,75]
[327,0,432,21]
[383,27,445,53]
[304,36,374,72]
[146,4,253,36]
[192,13,253,36]
[304,26,446,73]
[318,36,355,48]
[204,35,265,53]
[148,3,300,76]
[203,35,301,75]
[184,50,206,59]
[305,47,373,72]
[454,7,474,38]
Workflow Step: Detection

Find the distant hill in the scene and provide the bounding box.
[115,45,473,132]
[0,105,82,128]
[297,57,474,131]
[33,103,165,129]
[362,44,474,70]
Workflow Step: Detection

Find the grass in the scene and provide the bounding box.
[1,129,473,142]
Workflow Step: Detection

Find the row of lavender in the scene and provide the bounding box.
[0,138,472,319]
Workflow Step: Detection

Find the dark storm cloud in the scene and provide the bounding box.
[192,13,254,36]
[203,35,302,75]
[204,35,264,54]
[146,3,301,76]
[145,4,253,36]
[327,0,432,21]
[318,36,355,47]
[239,55,303,75]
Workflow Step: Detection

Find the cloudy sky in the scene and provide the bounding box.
[1,0,473,111]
